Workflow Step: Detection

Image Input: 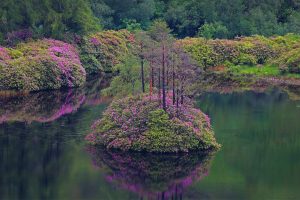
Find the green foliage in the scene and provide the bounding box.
[1,0,300,40]
[101,54,145,97]
[234,54,257,66]
[0,39,86,91]
[229,65,280,77]
[79,30,135,73]
[161,0,300,38]
[275,47,300,74]
[178,38,217,69]
[148,20,172,42]
[198,22,229,39]
[0,0,101,41]
[87,94,220,153]
[179,34,300,73]
[122,19,142,33]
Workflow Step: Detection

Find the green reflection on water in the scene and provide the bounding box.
[191,88,300,200]
[0,87,300,200]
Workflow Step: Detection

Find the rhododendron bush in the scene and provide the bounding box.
[178,34,300,72]
[86,93,220,153]
[0,39,86,91]
[80,30,135,74]
[86,147,214,199]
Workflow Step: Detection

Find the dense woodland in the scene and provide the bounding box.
[1,0,300,42]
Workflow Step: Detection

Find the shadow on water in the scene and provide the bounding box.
[86,146,216,200]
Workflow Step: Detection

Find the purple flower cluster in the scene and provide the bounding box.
[0,38,86,91]
[90,37,101,46]
[47,39,86,87]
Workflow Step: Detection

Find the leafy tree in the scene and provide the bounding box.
[0,0,101,42]
[102,0,156,29]
[198,22,229,39]
[102,55,144,97]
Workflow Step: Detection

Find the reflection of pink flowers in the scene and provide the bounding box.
[0,90,86,124]
[86,147,214,200]
[104,164,210,199]
[0,114,8,124]
[37,94,86,123]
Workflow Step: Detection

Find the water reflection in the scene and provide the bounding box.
[86,147,215,200]
[0,76,111,124]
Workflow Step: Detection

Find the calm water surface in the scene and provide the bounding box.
[0,81,300,200]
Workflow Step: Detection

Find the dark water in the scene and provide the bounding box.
[1,82,300,200]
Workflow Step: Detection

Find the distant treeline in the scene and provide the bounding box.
[1,0,300,42]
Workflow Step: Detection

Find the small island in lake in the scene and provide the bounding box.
[86,92,220,153]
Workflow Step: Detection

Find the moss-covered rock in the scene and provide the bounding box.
[0,39,86,92]
[86,93,220,153]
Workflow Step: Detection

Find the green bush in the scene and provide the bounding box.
[234,53,257,66]
[275,47,300,74]
[79,30,136,74]
[179,34,300,73]
[0,39,86,91]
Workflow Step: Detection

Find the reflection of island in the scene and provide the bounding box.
[86,147,215,200]
[0,76,111,124]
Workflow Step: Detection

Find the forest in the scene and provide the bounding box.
[1,0,300,42]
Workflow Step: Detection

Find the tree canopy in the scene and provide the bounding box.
[1,0,300,42]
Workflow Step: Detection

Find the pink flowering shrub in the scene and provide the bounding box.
[86,147,214,199]
[86,93,220,153]
[0,39,86,91]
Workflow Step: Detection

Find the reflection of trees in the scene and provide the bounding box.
[86,147,216,200]
[0,88,110,200]
[0,76,111,124]
[0,121,69,200]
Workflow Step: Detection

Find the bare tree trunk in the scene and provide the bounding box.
[141,58,145,93]
[151,63,154,88]
[151,48,155,86]
[132,81,135,95]
[149,61,153,98]
[172,55,175,105]
[140,42,145,93]
[176,88,179,116]
[166,59,170,88]
[162,44,166,111]
[158,67,161,103]
[180,84,184,104]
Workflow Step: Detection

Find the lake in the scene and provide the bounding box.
[1,79,300,200]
